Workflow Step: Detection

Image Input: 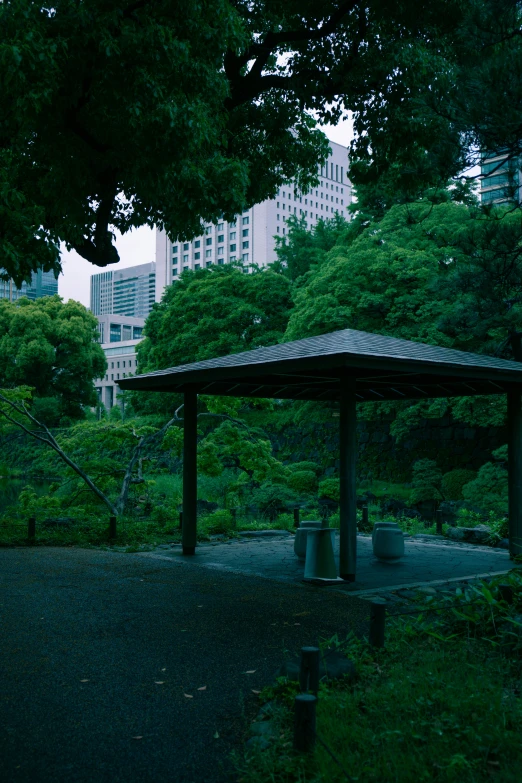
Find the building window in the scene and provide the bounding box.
[242,241,249,249]
[277,214,280,220]
[172,256,178,266]
[172,267,178,275]
[294,207,296,214]
[277,201,280,208]
[206,261,212,267]
[218,258,225,265]
[206,237,212,245]
[218,246,224,256]
[194,240,200,248]
[230,255,236,261]
[283,191,286,198]
[183,265,188,270]
[111,374,114,380]
[283,228,286,235]
[123,361,126,368]
[111,362,114,369]
[122,325,131,341]
[242,216,249,224]
[218,234,224,243]
[341,199,343,205]
[206,249,212,258]
[205,226,211,235]
[110,323,121,343]
[217,223,224,231]
[242,229,249,237]
[172,245,178,254]
[194,252,200,260]
[242,253,249,262]
[283,204,286,210]
[183,254,188,262]
[230,243,236,251]
[133,326,143,339]
[183,243,189,251]
[195,264,200,270]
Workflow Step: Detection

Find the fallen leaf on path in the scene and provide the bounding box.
[161,668,166,672]
[184,693,193,699]
[80,679,89,683]
[154,681,165,685]
[294,623,301,626]
[293,611,310,617]
[197,686,207,691]
[251,690,261,695]
[213,731,220,739]
[245,670,256,674]
[132,736,143,740]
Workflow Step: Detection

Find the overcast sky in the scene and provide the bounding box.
[58,118,354,307]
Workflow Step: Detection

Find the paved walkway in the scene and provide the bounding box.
[143,532,514,596]
[0,547,371,783]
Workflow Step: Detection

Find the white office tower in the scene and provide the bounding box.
[155,140,351,301]
[90,262,156,318]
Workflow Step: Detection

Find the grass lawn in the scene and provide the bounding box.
[235,572,522,783]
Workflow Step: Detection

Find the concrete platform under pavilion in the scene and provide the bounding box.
[119,327,522,582]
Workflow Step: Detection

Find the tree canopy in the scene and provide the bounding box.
[3,0,522,285]
[0,296,106,420]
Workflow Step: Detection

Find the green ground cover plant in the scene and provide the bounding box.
[235,571,522,783]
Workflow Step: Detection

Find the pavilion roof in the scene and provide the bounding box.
[117,328,522,401]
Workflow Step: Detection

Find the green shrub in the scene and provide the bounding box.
[287,469,318,494]
[288,461,321,476]
[318,477,340,502]
[252,482,298,521]
[203,509,234,534]
[441,469,476,500]
[409,459,443,504]
[461,452,508,516]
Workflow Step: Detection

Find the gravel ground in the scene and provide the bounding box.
[0,547,371,783]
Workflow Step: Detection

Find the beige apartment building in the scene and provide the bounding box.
[155,140,351,300]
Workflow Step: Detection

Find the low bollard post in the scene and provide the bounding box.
[293,694,317,752]
[369,601,386,648]
[362,506,369,529]
[179,511,183,531]
[293,507,300,528]
[27,517,36,542]
[299,646,320,695]
[231,507,237,529]
[498,583,514,604]
[109,516,117,540]
[436,509,443,535]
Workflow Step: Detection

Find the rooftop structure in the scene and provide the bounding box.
[90,262,156,318]
[155,140,351,301]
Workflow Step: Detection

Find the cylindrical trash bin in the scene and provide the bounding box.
[373,528,405,561]
[372,521,400,545]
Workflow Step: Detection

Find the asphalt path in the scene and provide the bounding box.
[0,548,371,783]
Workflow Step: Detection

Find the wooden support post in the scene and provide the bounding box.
[293,694,317,752]
[183,388,198,555]
[231,507,237,529]
[299,646,320,695]
[369,601,386,648]
[27,517,36,542]
[179,511,183,530]
[362,506,369,529]
[109,516,117,540]
[436,509,443,535]
[507,391,522,559]
[294,507,300,528]
[339,373,357,581]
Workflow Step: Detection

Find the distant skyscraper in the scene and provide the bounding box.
[0,268,59,302]
[90,262,156,318]
[480,150,521,206]
[155,140,352,301]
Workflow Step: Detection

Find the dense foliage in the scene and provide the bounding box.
[3,1,522,283]
[0,296,106,420]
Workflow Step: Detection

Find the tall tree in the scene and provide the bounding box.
[3,1,519,284]
[0,295,106,420]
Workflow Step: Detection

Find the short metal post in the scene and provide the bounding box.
[362,506,369,529]
[27,517,36,542]
[109,516,117,540]
[436,509,443,535]
[369,601,386,648]
[498,583,514,604]
[293,694,317,752]
[294,507,300,528]
[231,508,237,529]
[299,646,320,695]
[179,511,183,531]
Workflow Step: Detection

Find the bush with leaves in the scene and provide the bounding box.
[409,459,443,505]
[287,469,318,495]
[318,477,340,503]
[252,482,299,522]
[461,446,508,516]
[441,468,477,500]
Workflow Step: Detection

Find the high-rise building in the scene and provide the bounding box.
[0,268,59,302]
[155,140,351,300]
[480,151,521,206]
[90,262,156,318]
[94,314,145,409]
